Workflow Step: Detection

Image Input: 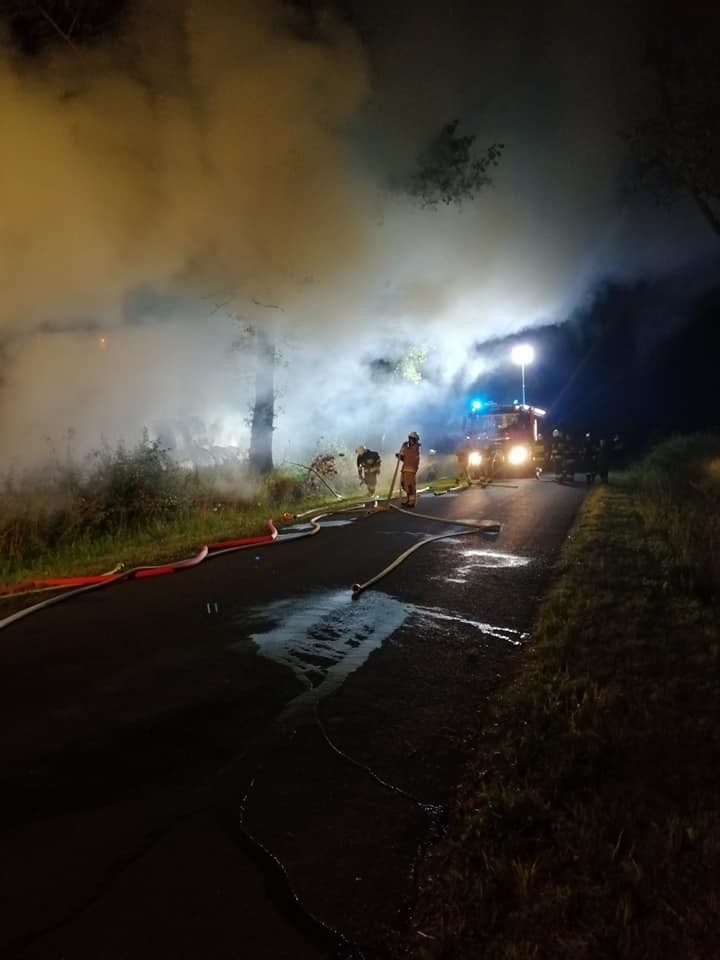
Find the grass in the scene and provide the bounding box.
[0,439,367,589]
[0,438,453,592]
[411,433,720,960]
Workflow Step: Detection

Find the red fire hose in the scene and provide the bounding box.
[0,521,279,600]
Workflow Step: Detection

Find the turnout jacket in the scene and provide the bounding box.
[398,440,420,471]
[357,449,381,473]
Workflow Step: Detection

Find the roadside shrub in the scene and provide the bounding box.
[77,436,186,533]
[628,433,720,595]
[263,471,305,505]
[0,438,198,574]
[0,510,45,569]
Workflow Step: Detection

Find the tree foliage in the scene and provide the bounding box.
[404,120,504,208]
[393,345,427,384]
[629,3,720,237]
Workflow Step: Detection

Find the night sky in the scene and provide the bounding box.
[0,0,717,468]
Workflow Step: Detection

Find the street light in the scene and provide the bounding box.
[511,344,534,405]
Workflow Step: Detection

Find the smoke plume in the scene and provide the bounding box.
[0,0,715,469]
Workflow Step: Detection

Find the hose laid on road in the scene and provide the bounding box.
[0,523,280,600]
[351,525,497,596]
[0,547,200,630]
[0,563,126,601]
[351,498,501,596]
[0,565,126,597]
[0,486,487,951]
[389,503,499,529]
[0,522,279,630]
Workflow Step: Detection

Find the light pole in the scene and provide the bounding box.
[511,344,534,405]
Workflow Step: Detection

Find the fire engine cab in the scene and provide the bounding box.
[461,400,546,478]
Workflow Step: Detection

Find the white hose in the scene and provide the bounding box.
[389,502,500,530]
[351,525,493,596]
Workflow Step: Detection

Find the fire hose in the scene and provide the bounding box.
[0,522,280,630]
[351,508,501,596]
[282,459,346,500]
[0,486,498,956]
[352,456,502,596]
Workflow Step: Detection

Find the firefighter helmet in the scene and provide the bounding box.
[355,445,366,455]
[408,431,419,441]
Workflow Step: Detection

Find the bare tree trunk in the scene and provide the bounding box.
[248,329,275,474]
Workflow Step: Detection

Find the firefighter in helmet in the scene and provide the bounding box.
[561,433,576,482]
[582,432,598,485]
[550,428,564,478]
[455,437,472,484]
[533,432,546,477]
[551,428,574,482]
[479,440,497,482]
[597,437,610,483]
[356,445,382,496]
[397,431,421,508]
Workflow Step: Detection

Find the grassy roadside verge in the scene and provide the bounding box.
[411,437,720,959]
[0,437,383,590]
[0,452,459,592]
[0,494,352,589]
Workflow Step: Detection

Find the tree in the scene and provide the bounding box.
[403,120,504,209]
[629,2,720,237]
[229,298,286,475]
[247,325,278,475]
[393,345,427,384]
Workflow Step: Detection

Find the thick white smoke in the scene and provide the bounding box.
[0,0,715,470]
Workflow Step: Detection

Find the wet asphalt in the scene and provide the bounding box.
[0,476,587,960]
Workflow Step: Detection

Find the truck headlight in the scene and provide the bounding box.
[468,451,482,466]
[508,444,529,465]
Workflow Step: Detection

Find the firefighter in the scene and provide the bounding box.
[561,433,576,482]
[597,437,610,483]
[533,432,546,477]
[455,438,471,484]
[552,428,574,482]
[397,431,421,508]
[550,428,564,478]
[355,445,382,495]
[479,441,497,482]
[582,432,598,485]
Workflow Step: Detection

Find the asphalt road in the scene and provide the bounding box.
[0,477,586,960]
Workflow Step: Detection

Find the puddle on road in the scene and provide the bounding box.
[456,518,501,531]
[279,516,360,536]
[235,589,528,721]
[415,604,529,645]
[433,545,531,585]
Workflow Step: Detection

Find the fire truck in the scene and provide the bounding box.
[461,400,546,478]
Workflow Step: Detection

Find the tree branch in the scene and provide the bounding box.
[251,297,285,312]
[33,1,80,53]
[66,0,85,39]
